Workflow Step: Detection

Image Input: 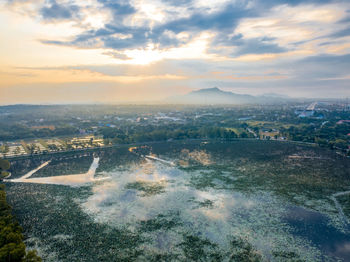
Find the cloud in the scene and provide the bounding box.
[329,27,350,38]
[98,0,135,16]
[1,0,350,101]
[35,0,349,59]
[161,0,192,6]
[102,51,131,60]
[154,3,252,34]
[236,41,286,55]
[40,0,79,21]
[28,0,348,60]
[39,2,252,52]
[224,36,288,56]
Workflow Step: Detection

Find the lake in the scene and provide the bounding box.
[5,140,350,261]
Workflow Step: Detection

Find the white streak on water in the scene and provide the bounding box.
[5,157,104,187]
[5,160,51,182]
[145,155,175,166]
[331,190,350,225]
[333,191,350,197]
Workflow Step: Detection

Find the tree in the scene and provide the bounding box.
[47,144,58,151]
[0,242,26,262]
[23,250,42,262]
[0,159,10,172]
[240,132,248,138]
[315,137,327,147]
[334,139,348,150]
[27,144,36,155]
[0,185,42,262]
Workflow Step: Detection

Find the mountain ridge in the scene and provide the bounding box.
[166,87,287,104]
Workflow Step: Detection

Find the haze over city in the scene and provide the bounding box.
[1,0,350,104]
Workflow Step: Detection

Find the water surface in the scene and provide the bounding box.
[6,141,350,261]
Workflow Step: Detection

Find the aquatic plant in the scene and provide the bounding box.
[337,194,350,220]
[4,140,350,261]
[125,181,166,196]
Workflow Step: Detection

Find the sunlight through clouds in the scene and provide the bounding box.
[1,0,350,102]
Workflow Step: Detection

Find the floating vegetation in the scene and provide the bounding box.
[187,168,238,191]
[228,237,263,262]
[272,250,303,260]
[125,181,166,196]
[195,199,214,208]
[177,234,223,261]
[138,213,182,232]
[4,140,350,261]
[32,155,92,178]
[337,194,350,220]
[180,149,212,166]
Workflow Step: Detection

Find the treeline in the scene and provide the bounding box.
[0,124,79,141]
[280,122,349,152]
[100,125,252,145]
[0,184,41,261]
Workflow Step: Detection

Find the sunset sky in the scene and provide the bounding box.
[1,0,350,104]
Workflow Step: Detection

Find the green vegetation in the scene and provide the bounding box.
[0,104,348,158]
[0,102,348,261]
[182,141,350,215]
[177,235,223,261]
[177,235,263,262]
[100,125,241,145]
[32,156,92,178]
[4,141,348,261]
[187,167,237,191]
[125,181,166,196]
[0,159,10,178]
[229,237,263,262]
[138,213,181,232]
[337,194,350,220]
[5,184,145,261]
[195,199,214,208]
[279,122,350,149]
[272,251,304,261]
[0,184,41,262]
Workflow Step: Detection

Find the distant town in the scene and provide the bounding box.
[0,135,104,158]
[0,100,349,158]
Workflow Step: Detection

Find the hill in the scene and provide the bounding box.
[166,87,287,104]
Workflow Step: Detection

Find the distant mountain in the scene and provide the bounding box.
[166,87,288,104]
[261,93,290,98]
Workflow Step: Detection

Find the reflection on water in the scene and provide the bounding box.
[284,206,350,261]
[81,158,323,260]
[5,141,350,261]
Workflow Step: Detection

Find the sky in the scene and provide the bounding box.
[1,0,350,104]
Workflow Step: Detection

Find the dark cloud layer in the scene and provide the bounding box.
[330,27,350,38]
[97,0,136,17]
[29,0,346,56]
[41,0,79,20]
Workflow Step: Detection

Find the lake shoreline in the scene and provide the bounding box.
[2,137,330,161]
